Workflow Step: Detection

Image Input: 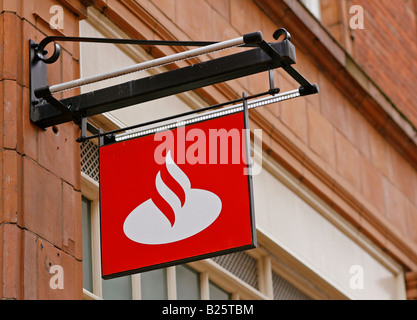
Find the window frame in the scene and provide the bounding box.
[300,0,322,20]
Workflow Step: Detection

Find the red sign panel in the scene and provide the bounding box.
[99,110,256,279]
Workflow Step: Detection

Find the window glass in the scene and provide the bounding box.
[82,197,93,292]
[102,276,133,300]
[209,281,230,300]
[300,0,321,20]
[141,269,168,300]
[176,265,200,300]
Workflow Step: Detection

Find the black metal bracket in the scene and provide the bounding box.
[29,29,318,131]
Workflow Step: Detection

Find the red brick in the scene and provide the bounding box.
[20,20,46,89]
[0,15,3,81]
[321,0,343,27]
[2,150,22,223]
[175,0,213,40]
[307,105,336,167]
[33,0,80,51]
[151,0,176,22]
[0,152,3,223]
[2,223,22,299]
[46,53,63,99]
[406,272,417,284]
[22,157,63,247]
[358,213,388,251]
[359,155,385,216]
[280,96,308,144]
[334,130,360,190]
[61,49,79,100]
[2,80,21,150]
[37,122,81,189]
[58,0,90,20]
[207,0,230,22]
[318,72,347,135]
[0,224,3,297]
[22,87,39,161]
[387,146,417,206]
[405,199,417,245]
[295,49,321,108]
[37,239,82,300]
[352,0,417,128]
[0,80,3,149]
[382,178,408,237]
[368,126,391,178]
[230,0,263,34]
[0,0,18,12]
[23,230,38,300]
[279,69,300,94]
[62,182,82,260]
[0,0,87,301]
[211,8,240,52]
[1,13,19,81]
[343,102,371,159]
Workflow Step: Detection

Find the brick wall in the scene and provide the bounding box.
[321,0,417,128]
[0,0,89,300]
[352,0,417,127]
[1,0,416,299]
[406,271,417,300]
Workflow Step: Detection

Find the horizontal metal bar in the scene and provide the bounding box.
[36,36,262,56]
[77,89,278,142]
[114,89,301,143]
[46,33,263,95]
[35,36,262,65]
[31,41,296,128]
[37,36,218,52]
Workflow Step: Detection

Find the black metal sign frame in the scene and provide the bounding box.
[29,29,318,131]
[98,93,257,279]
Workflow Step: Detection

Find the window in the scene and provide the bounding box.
[102,276,133,300]
[300,0,321,20]
[82,197,93,292]
[209,281,231,300]
[141,269,168,300]
[176,265,201,300]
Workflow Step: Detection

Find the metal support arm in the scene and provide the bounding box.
[29,29,318,129]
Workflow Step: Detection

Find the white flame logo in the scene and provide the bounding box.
[123,151,222,244]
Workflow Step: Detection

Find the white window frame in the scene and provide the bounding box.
[300,0,322,20]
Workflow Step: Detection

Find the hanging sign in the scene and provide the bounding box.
[99,106,256,279]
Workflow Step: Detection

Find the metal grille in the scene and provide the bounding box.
[81,141,100,182]
[272,271,312,300]
[212,252,258,289]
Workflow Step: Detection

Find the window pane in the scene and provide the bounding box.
[141,269,168,300]
[209,281,230,300]
[300,0,321,20]
[176,265,200,300]
[102,276,132,300]
[81,197,93,292]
